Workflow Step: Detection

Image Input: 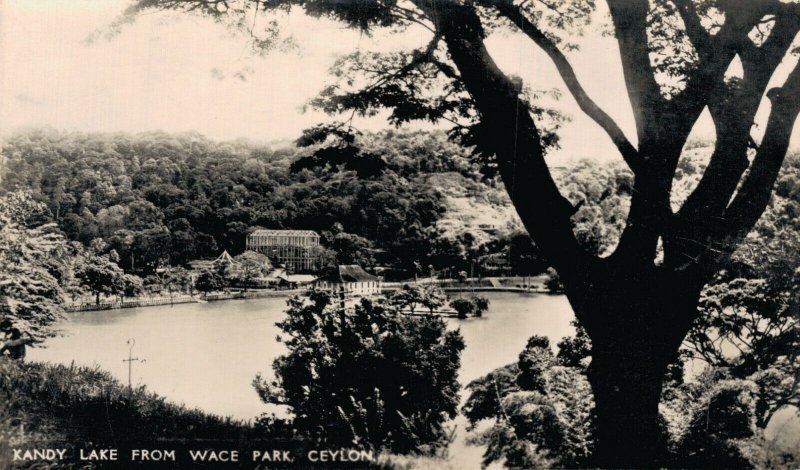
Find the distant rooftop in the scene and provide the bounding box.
[248,229,319,237]
[215,250,238,264]
[315,265,379,283]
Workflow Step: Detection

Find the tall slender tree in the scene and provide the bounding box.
[119,1,800,465]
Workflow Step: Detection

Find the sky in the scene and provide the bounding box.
[2,0,796,165]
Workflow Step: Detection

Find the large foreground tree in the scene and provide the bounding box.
[120,0,800,465]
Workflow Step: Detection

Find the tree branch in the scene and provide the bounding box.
[411,0,591,304]
[677,16,799,223]
[720,61,800,254]
[666,3,768,143]
[672,0,711,57]
[389,4,436,34]
[607,0,666,142]
[492,1,642,175]
[603,0,685,266]
[661,7,798,270]
[361,34,443,94]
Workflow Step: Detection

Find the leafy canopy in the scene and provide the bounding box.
[254,290,464,454]
[0,191,67,337]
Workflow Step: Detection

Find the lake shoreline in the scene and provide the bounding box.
[65,289,306,313]
[66,280,552,313]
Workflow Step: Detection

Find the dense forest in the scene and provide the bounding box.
[1,128,795,283]
[0,128,482,275]
[1,127,634,280]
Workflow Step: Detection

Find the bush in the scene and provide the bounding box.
[255,290,465,455]
[448,296,490,319]
[0,359,267,469]
[449,298,474,319]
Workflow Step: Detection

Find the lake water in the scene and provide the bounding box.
[30,292,576,421]
[25,292,799,463]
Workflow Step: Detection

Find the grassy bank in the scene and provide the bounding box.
[0,359,292,469]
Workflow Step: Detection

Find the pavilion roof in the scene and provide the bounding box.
[214,250,238,265]
[248,229,319,238]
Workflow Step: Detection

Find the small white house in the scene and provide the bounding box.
[313,265,382,298]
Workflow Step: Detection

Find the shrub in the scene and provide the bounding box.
[449,298,474,319]
[0,359,265,470]
[448,296,489,319]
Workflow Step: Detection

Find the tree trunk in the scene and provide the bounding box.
[577,264,703,467]
[588,338,672,467]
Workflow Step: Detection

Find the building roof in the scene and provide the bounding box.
[248,229,320,238]
[189,250,238,270]
[266,268,288,279]
[315,265,379,283]
[188,260,214,270]
[279,274,317,284]
[215,250,238,265]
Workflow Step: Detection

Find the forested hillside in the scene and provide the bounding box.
[0,129,488,274]
[2,127,796,284]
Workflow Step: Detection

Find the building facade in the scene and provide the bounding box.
[246,229,320,272]
[313,265,382,298]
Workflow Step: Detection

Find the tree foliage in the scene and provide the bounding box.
[254,291,464,454]
[659,369,796,468]
[75,253,128,305]
[195,269,225,294]
[0,191,67,338]
[449,295,489,319]
[463,335,595,468]
[0,129,475,275]
[321,228,376,267]
[228,251,271,289]
[683,152,800,429]
[388,284,447,315]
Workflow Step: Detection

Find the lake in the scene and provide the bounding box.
[25,291,799,463]
[29,292,576,421]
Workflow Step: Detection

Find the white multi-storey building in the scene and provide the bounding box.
[246,229,320,272]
